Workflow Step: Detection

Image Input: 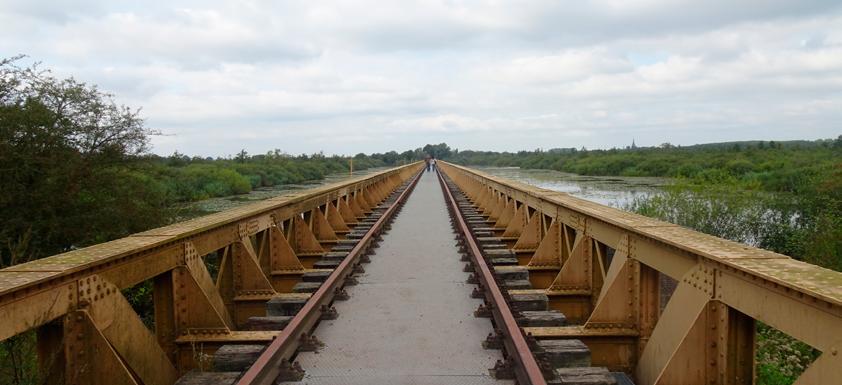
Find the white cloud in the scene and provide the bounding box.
[1,1,840,155]
[477,48,633,85]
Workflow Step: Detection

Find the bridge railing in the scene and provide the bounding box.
[439,161,841,385]
[0,162,423,385]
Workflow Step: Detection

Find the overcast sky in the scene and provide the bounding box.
[2,1,841,156]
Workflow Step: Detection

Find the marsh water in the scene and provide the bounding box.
[474,166,669,208]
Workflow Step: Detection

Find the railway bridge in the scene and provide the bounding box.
[1,162,839,385]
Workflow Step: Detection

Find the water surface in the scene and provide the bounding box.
[473,166,668,208]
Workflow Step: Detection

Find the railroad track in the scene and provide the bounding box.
[175,171,422,385]
[438,171,634,385]
[177,169,633,385]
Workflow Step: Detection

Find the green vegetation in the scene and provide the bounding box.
[625,167,841,272]
[448,140,838,189]
[1,56,163,266]
[141,151,386,203]
[756,323,820,385]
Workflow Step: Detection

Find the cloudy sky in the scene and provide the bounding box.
[2,1,841,156]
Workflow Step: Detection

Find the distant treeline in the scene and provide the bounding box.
[142,148,446,202]
[139,147,435,203]
[446,139,841,194]
[145,152,375,202]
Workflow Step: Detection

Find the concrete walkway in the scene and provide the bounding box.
[296,170,510,385]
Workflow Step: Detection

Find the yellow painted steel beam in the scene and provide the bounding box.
[439,161,842,385]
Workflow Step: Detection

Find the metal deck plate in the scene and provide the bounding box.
[295,171,511,385]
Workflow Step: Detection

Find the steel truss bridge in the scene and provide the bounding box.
[0,162,839,385]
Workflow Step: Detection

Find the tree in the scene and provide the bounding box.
[422,143,452,159]
[381,151,399,165]
[168,151,189,166]
[400,149,417,162]
[0,56,165,265]
[235,149,249,163]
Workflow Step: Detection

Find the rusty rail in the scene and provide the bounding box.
[237,169,424,385]
[436,169,548,385]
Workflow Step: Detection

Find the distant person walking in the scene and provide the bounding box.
[430,157,437,172]
[425,156,432,172]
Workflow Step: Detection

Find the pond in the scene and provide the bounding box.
[473,166,669,208]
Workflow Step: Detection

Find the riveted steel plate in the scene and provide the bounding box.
[640,225,789,261]
[728,258,842,306]
[0,271,63,295]
[1,235,171,273]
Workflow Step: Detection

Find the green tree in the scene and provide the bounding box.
[0,56,166,264]
[235,149,248,163]
[0,56,172,385]
[422,143,452,159]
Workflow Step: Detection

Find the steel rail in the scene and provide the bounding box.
[436,170,547,385]
[236,169,423,385]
